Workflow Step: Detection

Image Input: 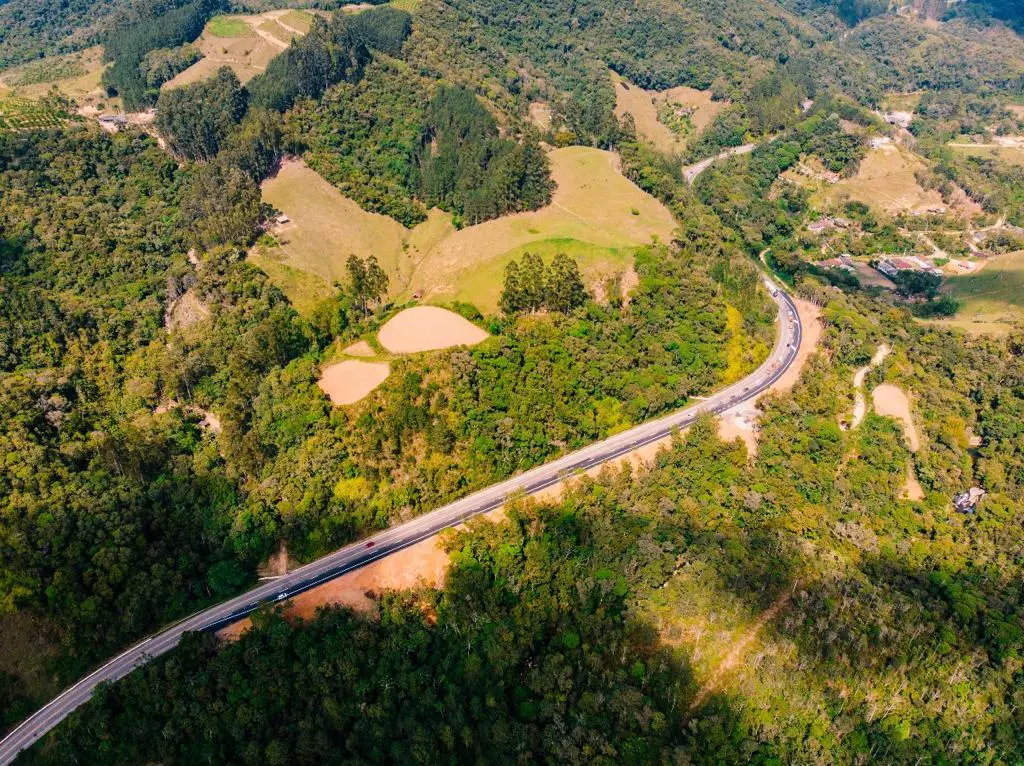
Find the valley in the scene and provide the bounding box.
[0,0,1023,763]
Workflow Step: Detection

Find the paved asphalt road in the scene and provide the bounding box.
[0,279,801,765]
[682,143,757,183]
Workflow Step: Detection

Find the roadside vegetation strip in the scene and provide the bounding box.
[0,281,800,765]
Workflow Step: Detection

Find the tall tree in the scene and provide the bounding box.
[346,254,368,316]
[519,252,547,312]
[546,253,588,313]
[499,260,525,315]
[364,255,389,310]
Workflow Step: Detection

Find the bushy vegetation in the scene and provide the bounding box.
[292,63,552,226]
[139,44,202,89]
[156,67,248,161]
[0,111,768,721]
[247,13,370,112]
[3,0,1024,758]
[415,86,553,224]
[35,291,1024,764]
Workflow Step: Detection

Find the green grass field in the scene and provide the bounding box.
[948,143,1024,167]
[447,238,636,312]
[934,251,1024,335]
[279,9,314,33]
[207,15,252,37]
[253,147,677,315]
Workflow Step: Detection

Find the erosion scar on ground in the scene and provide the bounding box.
[317,360,390,405]
[687,588,794,714]
[377,306,489,354]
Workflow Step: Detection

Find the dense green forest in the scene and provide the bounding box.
[101,0,225,109]
[0,111,770,731]
[29,289,1024,763]
[2,0,1024,759]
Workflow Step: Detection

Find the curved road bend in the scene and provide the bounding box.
[0,280,802,765]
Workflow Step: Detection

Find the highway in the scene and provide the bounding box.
[0,278,801,765]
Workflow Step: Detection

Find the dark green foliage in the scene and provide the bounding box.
[345,254,388,316]
[247,15,370,112]
[155,67,248,161]
[347,6,412,55]
[101,0,224,109]
[219,109,285,183]
[0,128,186,370]
[295,69,553,226]
[42,297,1024,762]
[293,58,429,226]
[180,161,262,249]
[0,0,130,68]
[893,269,942,298]
[499,253,587,315]
[0,127,265,666]
[415,86,553,223]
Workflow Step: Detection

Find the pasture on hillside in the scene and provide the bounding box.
[932,250,1024,335]
[251,147,678,314]
[0,46,115,113]
[947,142,1024,167]
[818,144,945,215]
[406,146,677,311]
[163,10,312,89]
[611,70,726,155]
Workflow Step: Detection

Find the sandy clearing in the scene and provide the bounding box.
[528,101,552,131]
[847,344,891,429]
[165,289,210,330]
[318,360,390,405]
[163,10,312,89]
[377,306,489,354]
[903,462,925,501]
[717,408,760,458]
[872,383,920,451]
[342,340,375,357]
[218,433,684,640]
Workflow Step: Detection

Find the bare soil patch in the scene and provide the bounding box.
[164,10,312,89]
[872,383,920,451]
[318,360,390,405]
[846,344,890,429]
[377,306,488,354]
[528,101,552,131]
[164,288,210,330]
[718,408,760,458]
[904,463,925,501]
